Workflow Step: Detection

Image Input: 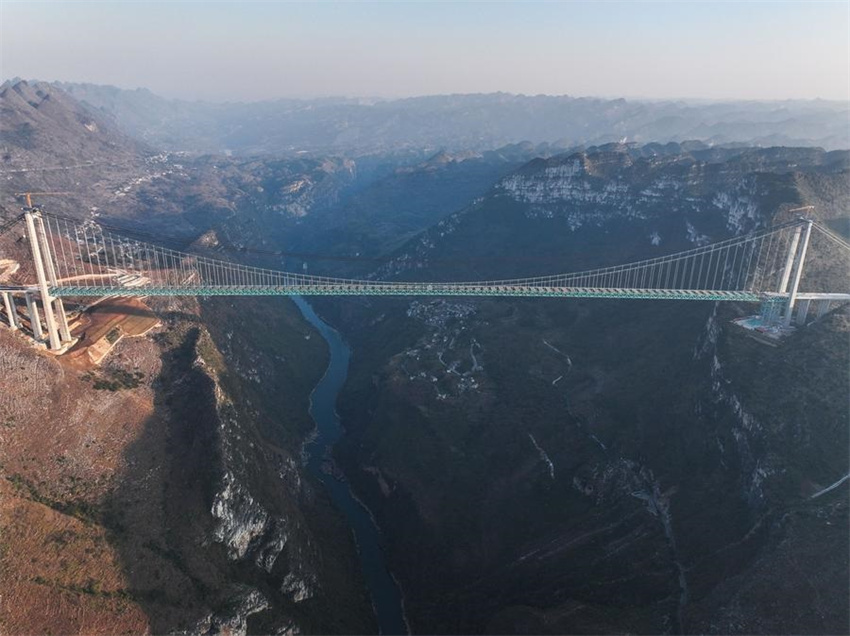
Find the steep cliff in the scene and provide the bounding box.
[0,295,375,634]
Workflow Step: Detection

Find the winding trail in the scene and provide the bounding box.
[810,472,850,499]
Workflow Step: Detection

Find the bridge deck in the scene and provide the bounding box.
[51,285,765,302]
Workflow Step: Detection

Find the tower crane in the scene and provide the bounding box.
[14,192,74,209]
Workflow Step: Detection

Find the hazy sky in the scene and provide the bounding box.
[2,1,848,102]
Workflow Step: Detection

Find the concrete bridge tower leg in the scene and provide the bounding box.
[782,220,813,328]
[34,214,72,343]
[24,211,61,350]
[778,224,802,295]
[795,298,811,326]
[2,292,19,330]
[24,291,44,340]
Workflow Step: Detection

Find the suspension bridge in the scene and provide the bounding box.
[1,209,848,351]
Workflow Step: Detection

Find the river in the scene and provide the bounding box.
[292,296,408,635]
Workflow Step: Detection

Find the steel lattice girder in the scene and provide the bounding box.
[51,285,763,302]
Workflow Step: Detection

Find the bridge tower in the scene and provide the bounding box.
[778,218,814,328]
[23,209,72,350]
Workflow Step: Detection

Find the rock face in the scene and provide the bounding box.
[200,338,319,608]
[327,144,850,634]
[191,587,271,636]
[211,470,273,562]
[149,300,375,634]
[497,150,771,235]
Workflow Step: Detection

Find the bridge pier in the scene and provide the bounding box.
[816,299,832,320]
[760,298,784,326]
[2,292,19,330]
[25,291,44,340]
[54,298,72,343]
[795,298,811,326]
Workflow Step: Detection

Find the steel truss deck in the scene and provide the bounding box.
[52,285,764,301]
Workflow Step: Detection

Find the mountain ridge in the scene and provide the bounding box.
[54,81,850,155]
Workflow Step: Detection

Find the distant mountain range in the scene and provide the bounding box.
[55,81,850,155]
